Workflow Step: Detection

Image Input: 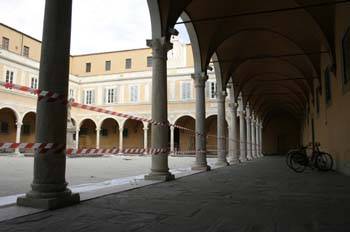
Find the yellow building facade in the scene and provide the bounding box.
[0,23,225,153]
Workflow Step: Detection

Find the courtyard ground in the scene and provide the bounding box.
[1,156,350,231]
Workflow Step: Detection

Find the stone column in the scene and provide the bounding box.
[75,129,79,149]
[251,116,256,159]
[255,119,260,158]
[17,0,79,209]
[260,123,264,157]
[15,122,22,155]
[246,113,253,160]
[119,127,124,154]
[229,103,239,164]
[144,37,174,181]
[215,91,229,167]
[239,109,247,162]
[96,128,100,149]
[170,126,175,155]
[143,126,148,155]
[192,72,210,171]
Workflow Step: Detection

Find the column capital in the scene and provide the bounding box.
[217,91,227,103]
[143,127,149,131]
[16,122,23,127]
[191,72,208,88]
[146,37,173,59]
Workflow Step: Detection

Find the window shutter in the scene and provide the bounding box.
[82,91,86,104]
[205,81,210,98]
[114,88,117,103]
[92,90,95,104]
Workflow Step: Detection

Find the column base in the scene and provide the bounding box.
[229,159,240,165]
[144,172,175,181]
[17,192,80,210]
[239,157,248,162]
[191,164,211,171]
[247,156,253,161]
[214,160,230,167]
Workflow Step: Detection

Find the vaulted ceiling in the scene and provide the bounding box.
[147,0,339,124]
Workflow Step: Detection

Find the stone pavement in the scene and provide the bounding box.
[1,156,350,232]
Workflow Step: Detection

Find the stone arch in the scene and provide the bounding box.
[78,118,97,149]
[205,114,229,154]
[99,117,120,149]
[123,119,144,149]
[174,115,196,152]
[21,112,36,144]
[0,107,19,146]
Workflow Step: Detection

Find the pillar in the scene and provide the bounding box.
[15,122,22,154]
[215,91,229,167]
[246,112,253,160]
[239,109,247,162]
[170,126,175,155]
[260,123,264,157]
[251,115,256,159]
[17,0,79,209]
[96,128,100,149]
[143,126,148,155]
[119,127,124,154]
[229,103,239,164]
[75,129,79,149]
[144,37,174,181]
[192,73,210,171]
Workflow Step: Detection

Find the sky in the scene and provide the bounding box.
[0,0,190,55]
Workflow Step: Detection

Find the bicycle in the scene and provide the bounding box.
[286,143,333,173]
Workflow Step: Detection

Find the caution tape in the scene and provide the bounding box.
[66,147,168,155]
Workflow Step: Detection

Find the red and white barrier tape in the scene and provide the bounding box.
[0,142,55,149]
[66,148,168,155]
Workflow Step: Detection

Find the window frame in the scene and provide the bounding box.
[105,60,111,71]
[23,46,30,57]
[129,85,139,103]
[105,87,117,104]
[146,56,152,67]
[83,89,95,105]
[30,77,38,89]
[85,62,91,73]
[180,81,193,101]
[4,68,16,84]
[2,37,9,50]
[125,58,132,69]
[0,121,9,134]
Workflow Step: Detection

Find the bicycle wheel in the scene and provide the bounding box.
[290,152,307,173]
[286,150,298,168]
[316,152,333,171]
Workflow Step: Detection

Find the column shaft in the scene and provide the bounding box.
[143,127,148,154]
[15,123,22,154]
[246,116,252,160]
[239,111,247,162]
[119,127,124,153]
[215,91,229,167]
[144,38,174,181]
[192,73,210,171]
[96,128,100,149]
[170,126,175,154]
[229,104,239,164]
[75,129,79,149]
[17,0,79,209]
[251,119,256,158]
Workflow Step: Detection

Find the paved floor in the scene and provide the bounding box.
[1,156,350,231]
[0,155,215,197]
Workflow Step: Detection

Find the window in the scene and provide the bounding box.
[83,90,95,105]
[23,46,30,57]
[105,60,111,71]
[181,82,192,100]
[129,85,138,102]
[342,29,350,88]
[206,80,217,99]
[0,122,9,133]
[22,125,30,135]
[324,67,332,104]
[69,89,74,98]
[125,58,132,69]
[85,63,91,73]
[30,77,38,89]
[147,56,152,67]
[2,37,9,50]
[5,70,14,84]
[100,128,108,137]
[105,87,117,104]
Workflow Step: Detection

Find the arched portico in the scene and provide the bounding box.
[174,115,196,153]
[79,119,97,149]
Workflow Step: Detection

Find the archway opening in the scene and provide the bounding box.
[79,119,96,149]
[174,116,195,153]
[100,118,119,149]
[123,119,144,149]
[0,108,18,153]
[205,115,229,155]
[21,112,36,153]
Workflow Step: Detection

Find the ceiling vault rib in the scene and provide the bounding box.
[176,0,349,25]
